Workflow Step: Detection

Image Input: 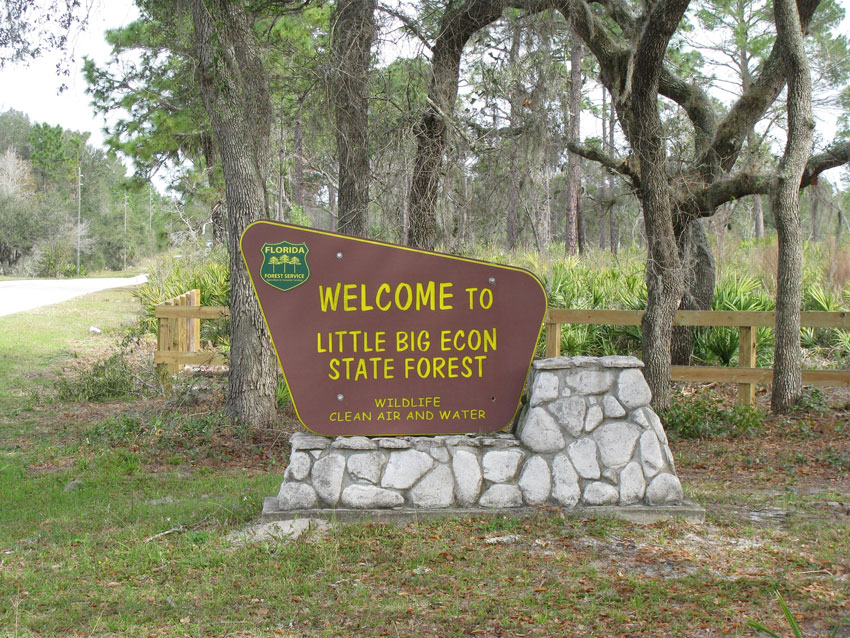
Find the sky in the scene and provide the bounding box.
[0,1,848,174]
[0,0,140,149]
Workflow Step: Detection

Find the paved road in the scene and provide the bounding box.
[0,275,148,318]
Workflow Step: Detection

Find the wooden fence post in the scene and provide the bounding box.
[188,289,201,355]
[737,325,756,405]
[156,298,175,393]
[545,316,561,358]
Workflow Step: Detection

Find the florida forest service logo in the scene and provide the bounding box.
[260,241,310,291]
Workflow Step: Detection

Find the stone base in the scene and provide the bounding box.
[262,497,705,525]
[272,356,698,520]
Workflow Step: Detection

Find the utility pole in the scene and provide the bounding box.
[76,165,82,276]
[123,192,128,271]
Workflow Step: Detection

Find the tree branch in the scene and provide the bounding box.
[567,141,638,184]
[702,0,820,176]
[658,66,717,155]
[801,141,850,187]
[684,173,774,218]
[631,0,691,101]
[377,3,433,53]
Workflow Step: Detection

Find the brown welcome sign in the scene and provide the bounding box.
[241,221,547,436]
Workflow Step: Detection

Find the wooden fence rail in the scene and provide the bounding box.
[153,290,850,405]
[544,308,850,405]
[154,289,230,379]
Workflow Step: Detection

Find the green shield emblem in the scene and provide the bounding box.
[260,241,310,291]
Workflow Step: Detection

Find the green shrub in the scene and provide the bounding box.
[134,245,230,344]
[662,392,765,440]
[87,414,148,443]
[56,353,141,402]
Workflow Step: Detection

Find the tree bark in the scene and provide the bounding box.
[771,0,814,413]
[809,181,821,241]
[408,1,508,249]
[293,114,304,210]
[672,219,715,364]
[407,0,547,249]
[330,0,376,238]
[752,194,765,239]
[191,0,277,427]
[607,91,618,254]
[564,35,582,255]
[506,14,523,252]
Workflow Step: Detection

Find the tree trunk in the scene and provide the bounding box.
[564,35,582,255]
[506,15,523,252]
[621,0,691,411]
[293,114,304,210]
[672,219,715,364]
[191,0,277,427]
[809,181,821,241]
[771,0,815,413]
[408,0,530,249]
[330,0,376,237]
[752,194,765,239]
[607,93,618,255]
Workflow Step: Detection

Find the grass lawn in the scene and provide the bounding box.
[0,288,848,637]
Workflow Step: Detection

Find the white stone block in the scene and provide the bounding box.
[639,431,664,477]
[291,432,330,451]
[645,408,669,446]
[341,485,404,508]
[617,369,653,409]
[662,444,677,474]
[584,404,604,433]
[552,453,580,506]
[331,436,377,450]
[381,449,434,490]
[479,484,523,508]
[548,397,586,437]
[278,482,318,510]
[429,446,450,464]
[646,473,684,505]
[565,370,613,394]
[378,438,411,449]
[452,449,483,506]
[619,461,646,505]
[284,451,312,482]
[482,449,525,483]
[529,371,560,406]
[568,438,601,479]
[593,422,641,467]
[632,409,650,427]
[599,355,643,368]
[517,406,566,452]
[518,456,551,505]
[311,453,346,506]
[583,481,619,505]
[410,464,455,508]
[347,451,385,484]
[602,395,626,418]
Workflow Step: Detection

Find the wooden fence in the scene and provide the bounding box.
[544,308,850,405]
[153,290,850,405]
[154,289,230,379]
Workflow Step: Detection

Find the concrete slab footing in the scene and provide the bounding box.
[262,496,705,525]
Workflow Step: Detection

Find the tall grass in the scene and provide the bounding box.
[130,239,850,364]
[471,239,850,365]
